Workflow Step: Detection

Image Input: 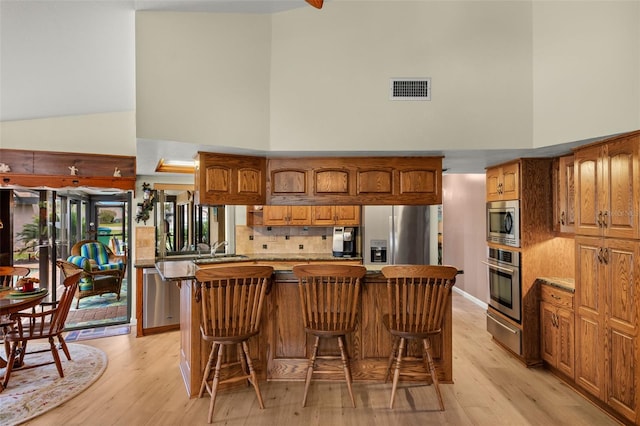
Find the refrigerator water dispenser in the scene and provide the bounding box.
[370,239,387,263]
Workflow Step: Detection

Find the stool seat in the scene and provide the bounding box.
[293,264,367,408]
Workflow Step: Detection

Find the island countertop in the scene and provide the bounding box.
[155,253,364,281]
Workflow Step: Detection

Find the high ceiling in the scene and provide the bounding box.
[125,1,610,175]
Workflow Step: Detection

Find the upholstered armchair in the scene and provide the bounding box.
[70,239,126,272]
[64,239,126,308]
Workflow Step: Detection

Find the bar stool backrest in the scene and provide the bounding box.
[293,264,367,333]
[382,265,457,335]
[195,266,274,339]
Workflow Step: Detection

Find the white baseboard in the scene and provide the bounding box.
[453,286,488,310]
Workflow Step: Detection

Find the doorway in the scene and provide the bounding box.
[4,188,132,330]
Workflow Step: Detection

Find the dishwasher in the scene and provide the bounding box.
[143,268,180,328]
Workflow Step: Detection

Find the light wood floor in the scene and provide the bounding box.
[24,293,621,426]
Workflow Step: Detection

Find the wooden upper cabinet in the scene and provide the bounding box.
[267,156,442,205]
[195,152,266,205]
[574,135,639,239]
[263,205,312,226]
[486,162,519,201]
[555,155,575,234]
[311,205,360,226]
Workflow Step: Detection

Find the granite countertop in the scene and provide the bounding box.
[537,276,575,293]
[154,253,365,281]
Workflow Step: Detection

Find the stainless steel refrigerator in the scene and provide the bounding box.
[363,205,441,266]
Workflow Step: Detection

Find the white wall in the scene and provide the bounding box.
[1,1,639,156]
[135,12,272,151]
[0,1,135,154]
[442,173,488,303]
[532,1,640,147]
[270,2,533,152]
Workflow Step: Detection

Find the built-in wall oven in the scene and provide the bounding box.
[484,247,522,355]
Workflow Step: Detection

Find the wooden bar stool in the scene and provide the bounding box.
[381,265,457,410]
[292,264,367,407]
[195,265,274,423]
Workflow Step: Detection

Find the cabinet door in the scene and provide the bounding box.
[540,301,558,366]
[574,145,603,236]
[486,167,502,201]
[575,236,605,398]
[558,155,575,233]
[500,162,519,200]
[311,206,336,226]
[288,206,312,225]
[335,205,360,225]
[602,138,639,239]
[556,307,575,378]
[603,238,639,421]
[263,206,290,226]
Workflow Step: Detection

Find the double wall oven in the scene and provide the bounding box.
[484,221,523,355]
[485,247,522,355]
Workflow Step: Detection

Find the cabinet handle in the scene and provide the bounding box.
[602,211,608,228]
[602,247,609,264]
[597,211,603,227]
[553,313,558,328]
[597,247,604,263]
[560,211,566,225]
[551,294,561,300]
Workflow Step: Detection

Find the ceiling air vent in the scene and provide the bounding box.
[390,78,431,101]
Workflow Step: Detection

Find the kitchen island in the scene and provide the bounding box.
[156,256,452,398]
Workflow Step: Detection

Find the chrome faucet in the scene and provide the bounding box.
[210,240,228,257]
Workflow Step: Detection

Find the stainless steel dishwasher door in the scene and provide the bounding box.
[143,268,180,328]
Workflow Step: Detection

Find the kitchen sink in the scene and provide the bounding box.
[192,255,250,265]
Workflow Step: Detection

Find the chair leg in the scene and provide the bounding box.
[2,341,18,390]
[207,343,225,424]
[49,336,64,378]
[385,337,399,383]
[337,335,356,408]
[57,334,72,360]
[389,337,406,409]
[242,340,265,409]
[423,338,445,411]
[199,342,218,398]
[302,335,320,407]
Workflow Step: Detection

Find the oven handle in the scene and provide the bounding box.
[486,312,518,334]
[481,260,514,274]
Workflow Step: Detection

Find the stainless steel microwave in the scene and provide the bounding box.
[486,200,520,247]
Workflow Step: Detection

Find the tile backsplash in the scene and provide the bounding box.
[236,225,334,254]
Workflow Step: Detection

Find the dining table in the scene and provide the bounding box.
[0,287,49,369]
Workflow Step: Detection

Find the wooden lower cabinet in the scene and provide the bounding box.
[179,269,452,398]
[539,284,574,378]
[575,236,639,423]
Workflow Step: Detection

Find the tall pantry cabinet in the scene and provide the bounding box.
[573,131,640,423]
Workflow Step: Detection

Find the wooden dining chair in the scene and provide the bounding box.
[195,265,274,424]
[292,264,367,408]
[1,268,82,391]
[0,266,31,361]
[381,264,457,410]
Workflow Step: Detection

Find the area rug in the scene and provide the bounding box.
[0,342,107,426]
[65,325,130,342]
